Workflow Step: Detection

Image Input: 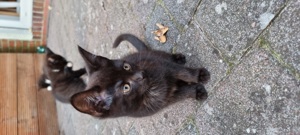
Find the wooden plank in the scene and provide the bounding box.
[0,8,17,12]
[0,11,19,17]
[0,54,17,135]
[34,54,59,135]
[17,54,39,135]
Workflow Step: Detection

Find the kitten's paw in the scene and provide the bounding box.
[45,79,51,84]
[196,85,208,100]
[47,86,52,91]
[198,68,210,84]
[172,53,186,65]
[64,66,73,73]
[38,74,50,89]
[67,62,73,68]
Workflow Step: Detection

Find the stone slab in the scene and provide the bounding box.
[196,0,287,62]
[261,0,300,78]
[175,21,228,91]
[196,48,300,134]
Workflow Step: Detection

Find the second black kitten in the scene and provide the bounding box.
[38,48,86,103]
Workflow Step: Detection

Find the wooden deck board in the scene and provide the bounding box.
[34,54,59,135]
[0,53,59,135]
[17,54,39,135]
[0,54,18,135]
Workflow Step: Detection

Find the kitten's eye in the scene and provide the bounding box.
[123,84,131,94]
[123,63,131,71]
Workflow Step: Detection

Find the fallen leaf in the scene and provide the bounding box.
[159,35,166,43]
[153,23,168,43]
[154,36,160,41]
[156,23,165,29]
[160,27,168,34]
[152,30,163,37]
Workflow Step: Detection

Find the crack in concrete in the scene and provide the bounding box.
[125,121,135,135]
[192,20,236,93]
[232,0,300,81]
[193,21,230,64]
[201,0,296,106]
[199,0,292,95]
[145,2,158,24]
[156,0,185,33]
[259,37,300,80]
[237,1,289,63]
[176,115,200,135]
[185,0,203,30]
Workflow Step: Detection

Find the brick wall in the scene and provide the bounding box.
[0,0,50,53]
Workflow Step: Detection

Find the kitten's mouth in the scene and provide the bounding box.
[94,96,110,111]
[92,93,113,112]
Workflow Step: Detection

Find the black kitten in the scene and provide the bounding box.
[38,48,86,103]
[71,34,210,117]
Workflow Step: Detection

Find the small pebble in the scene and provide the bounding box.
[246,128,250,133]
[233,123,237,128]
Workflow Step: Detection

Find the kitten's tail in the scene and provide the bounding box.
[113,33,149,51]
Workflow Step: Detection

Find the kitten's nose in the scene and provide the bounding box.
[132,71,144,81]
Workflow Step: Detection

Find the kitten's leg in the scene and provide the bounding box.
[172,53,186,65]
[72,68,86,78]
[174,68,210,84]
[174,68,199,83]
[153,51,186,65]
[64,62,73,74]
[170,84,208,103]
[38,74,50,89]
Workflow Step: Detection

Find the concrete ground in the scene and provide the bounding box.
[47,0,300,134]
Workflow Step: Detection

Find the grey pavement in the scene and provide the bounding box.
[47,0,300,134]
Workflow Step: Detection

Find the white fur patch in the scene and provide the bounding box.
[45,79,51,84]
[47,86,52,91]
[67,62,73,68]
[48,57,55,62]
[52,69,60,72]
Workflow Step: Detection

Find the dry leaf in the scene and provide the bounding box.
[160,27,168,35]
[153,23,168,43]
[152,30,163,37]
[154,36,160,41]
[156,23,165,29]
[159,35,166,43]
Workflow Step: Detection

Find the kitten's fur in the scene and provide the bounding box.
[71,34,210,118]
[38,48,86,103]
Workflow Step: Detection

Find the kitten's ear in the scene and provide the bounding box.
[78,46,111,71]
[70,88,103,117]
